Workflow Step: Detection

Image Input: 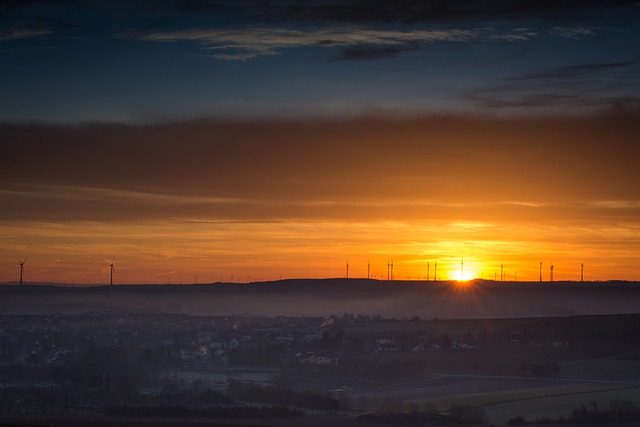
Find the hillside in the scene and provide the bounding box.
[1,279,639,319]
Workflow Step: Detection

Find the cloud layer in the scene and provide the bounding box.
[2,113,639,222]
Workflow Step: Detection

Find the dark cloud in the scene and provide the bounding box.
[176,0,229,11]
[506,60,637,81]
[1,113,639,222]
[227,0,638,24]
[462,56,640,111]
[3,0,637,27]
[605,96,640,115]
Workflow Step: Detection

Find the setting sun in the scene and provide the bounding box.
[452,270,475,282]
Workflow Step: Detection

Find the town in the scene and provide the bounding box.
[2,308,640,426]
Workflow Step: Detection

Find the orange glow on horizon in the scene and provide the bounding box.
[2,116,640,284]
[1,218,636,284]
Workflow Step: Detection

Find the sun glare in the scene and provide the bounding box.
[452,270,475,281]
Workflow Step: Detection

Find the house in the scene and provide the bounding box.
[209,337,240,350]
[411,343,426,352]
[376,339,399,352]
[299,352,338,367]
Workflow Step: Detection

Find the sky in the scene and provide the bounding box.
[1,0,640,284]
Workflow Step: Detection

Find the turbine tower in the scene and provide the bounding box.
[346,261,349,279]
[434,261,437,281]
[539,262,542,282]
[550,263,554,282]
[501,263,504,282]
[461,258,464,279]
[18,258,27,287]
[367,262,370,279]
[109,256,116,286]
[580,262,584,282]
[427,261,430,281]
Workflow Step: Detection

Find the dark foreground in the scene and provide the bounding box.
[2,305,640,426]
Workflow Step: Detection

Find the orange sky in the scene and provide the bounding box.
[1,113,640,284]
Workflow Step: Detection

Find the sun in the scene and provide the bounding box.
[452,270,475,281]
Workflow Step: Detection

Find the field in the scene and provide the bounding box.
[347,374,640,423]
[327,312,640,424]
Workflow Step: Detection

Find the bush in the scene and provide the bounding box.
[226,380,340,410]
[506,415,526,425]
[569,400,640,423]
[449,404,488,424]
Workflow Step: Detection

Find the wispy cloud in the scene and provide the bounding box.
[549,26,595,39]
[0,184,244,205]
[122,21,617,61]
[488,28,538,42]
[0,25,50,41]
[463,91,584,109]
[124,26,478,60]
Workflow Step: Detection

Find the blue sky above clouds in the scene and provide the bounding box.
[1,0,639,122]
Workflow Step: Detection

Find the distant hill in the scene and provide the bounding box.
[1,278,640,319]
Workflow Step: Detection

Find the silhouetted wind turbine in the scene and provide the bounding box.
[108,256,116,286]
[539,262,542,283]
[580,262,584,282]
[18,257,27,287]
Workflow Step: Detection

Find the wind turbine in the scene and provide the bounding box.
[580,262,584,282]
[18,258,27,287]
[539,262,542,283]
[108,256,116,286]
